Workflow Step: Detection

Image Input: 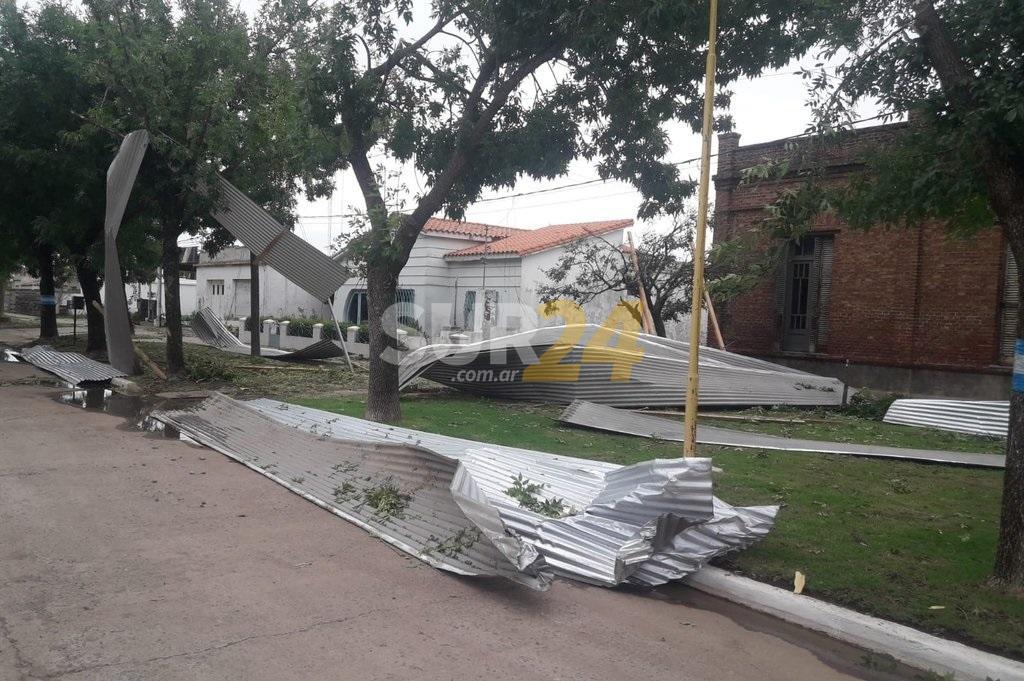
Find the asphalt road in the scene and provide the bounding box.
[0,362,899,681]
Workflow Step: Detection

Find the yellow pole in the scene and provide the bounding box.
[683,0,720,457]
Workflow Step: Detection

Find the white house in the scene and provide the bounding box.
[333,217,634,341]
[191,217,637,342]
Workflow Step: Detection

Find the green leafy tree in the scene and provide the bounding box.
[0,0,125,347]
[84,0,332,373]
[537,220,696,338]
[299,0,820,423]
[751,0,1024,587]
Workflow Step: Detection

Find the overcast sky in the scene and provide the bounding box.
[283,61,879,253]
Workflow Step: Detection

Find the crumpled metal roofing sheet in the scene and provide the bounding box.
[210,177,349,303]
[20,345,126,385]
[883,399,1009,438]
[104,130,150,374]
[152,394,551,590]
[559,400,1004,469]
[246,398,777,586]
[191,307,348,362]
[398,325,845,408]
[192,307,246,349]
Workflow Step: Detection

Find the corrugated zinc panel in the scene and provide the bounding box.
[560,401,1004,468]
[398,325,845,408]
[247,398,777,586]
[153,394,551,589]
[20,346,126,385]
[211,177,349,302]
[884,399,1009,438]
[104,130,150,374]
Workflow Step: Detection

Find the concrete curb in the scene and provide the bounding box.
[685,567,1024,681]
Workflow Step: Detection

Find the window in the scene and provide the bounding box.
[1000,246,1019,362]
[395,289,416,327]
[346,290,368,324]
[779,235,834,353]
[345,288,417,326]
[208,279,225,296]
[463,291,476,329]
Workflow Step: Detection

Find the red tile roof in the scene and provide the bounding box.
[445,219,633,258]
[422,217,525,240]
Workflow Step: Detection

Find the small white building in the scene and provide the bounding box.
[333,217,634,342]
[191,217,641,342]
[193,245,331,320]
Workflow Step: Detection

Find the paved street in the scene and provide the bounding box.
[0,362,893,680]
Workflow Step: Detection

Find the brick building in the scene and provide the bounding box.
[713,123,1015,398]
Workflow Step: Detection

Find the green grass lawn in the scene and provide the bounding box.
[702,405,1005,455]
[297,393,1022,660]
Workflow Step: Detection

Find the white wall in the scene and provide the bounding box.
[519,228,705,342]
[194,246,330,320]
[105,276,196,319]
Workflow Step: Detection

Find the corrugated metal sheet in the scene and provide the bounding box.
[399,325,845,408]
[210,177,349,303]
[152,394,551,589]
[246,398,777,587]
[104,130,150,374]
[20,345,126,385]
[191,307,348,362]
[192,307,246,348]
[560,401,1004,468]
[884,399,1009,438]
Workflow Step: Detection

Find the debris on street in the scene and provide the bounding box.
[18,345,126,385]
[243,397,777,586]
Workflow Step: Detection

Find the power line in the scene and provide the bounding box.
[295,112,890,219]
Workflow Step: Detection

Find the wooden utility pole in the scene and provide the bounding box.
[703,289,725,349]
[626,232,656,334]
[683,0,720,457]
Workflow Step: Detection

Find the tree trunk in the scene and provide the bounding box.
[162,229,184,374]
[250,252,260,357]
[75,261,106,356]
[364,264,401,423]
[652,312,666,338]
[37,244,58,340]
[914,0,1024,589]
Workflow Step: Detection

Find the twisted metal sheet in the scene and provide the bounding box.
[191,307,347,362]
[247,398,777,586]
[399,325,844,408]
[153,394,551,589]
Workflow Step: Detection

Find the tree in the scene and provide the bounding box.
[538,220,696,337]
[753,0,1024,587]
[0,0,118,347]
[84,0,332,373]
[300,0,821,423]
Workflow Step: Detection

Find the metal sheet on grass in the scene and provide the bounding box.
[883,399,1008,438]
[20,345,126,385]
[399,325,845,408]
[247,398,777,586]
[559,400,1004,468]
[153,393,551,589]
[191,307,347,362]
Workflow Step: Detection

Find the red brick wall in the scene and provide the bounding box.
[713,125,1007,371]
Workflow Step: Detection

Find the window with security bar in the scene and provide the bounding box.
[779,235,834,353]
